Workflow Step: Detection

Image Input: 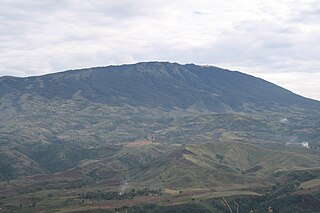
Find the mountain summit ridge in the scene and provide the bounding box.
[0,61,319,112]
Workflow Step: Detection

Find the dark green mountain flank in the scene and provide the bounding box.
[0,62,319,212]
[1,62,319,112]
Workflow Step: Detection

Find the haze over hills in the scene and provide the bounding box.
[0,62,319,212]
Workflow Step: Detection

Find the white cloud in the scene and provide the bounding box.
[255,72,320,101]
[0,0,319,100]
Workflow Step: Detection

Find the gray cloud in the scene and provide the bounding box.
[0,0,319,100]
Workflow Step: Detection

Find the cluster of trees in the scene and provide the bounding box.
[115,203,211,213]
[0,154,14,180]
[82,188,161,200]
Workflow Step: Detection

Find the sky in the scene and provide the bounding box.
[0,0,319,100]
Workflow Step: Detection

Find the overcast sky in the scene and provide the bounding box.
[1,0,319,100]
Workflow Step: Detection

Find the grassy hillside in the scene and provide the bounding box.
[0,62,319,212]
[1,140,319,212]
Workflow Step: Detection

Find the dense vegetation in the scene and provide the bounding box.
[82,188,161,200]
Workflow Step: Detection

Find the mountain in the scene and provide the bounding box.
[1,62,319,112]
[0,62,320,212]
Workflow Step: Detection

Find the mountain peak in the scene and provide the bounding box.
[0,62,319,112]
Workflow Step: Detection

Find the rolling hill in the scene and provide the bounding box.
[0,62,319,212]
